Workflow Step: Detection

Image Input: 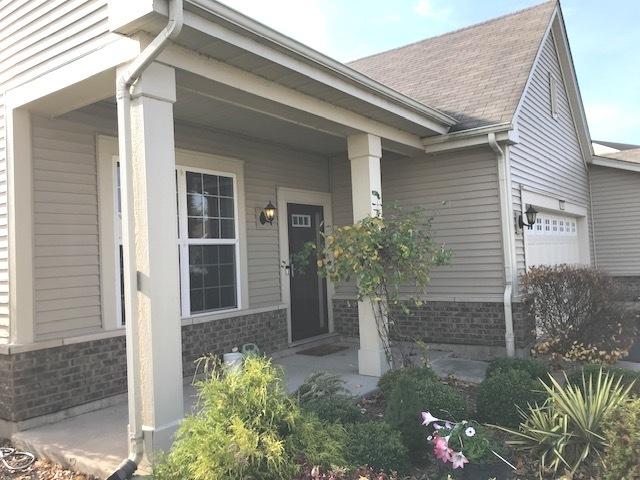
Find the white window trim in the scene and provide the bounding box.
[97,136,249,331]
[175,148,248,320]
[176,165,242,317]
[113,157,124,328]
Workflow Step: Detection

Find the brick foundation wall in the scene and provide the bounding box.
[0,308,288,423]
[181,308,288,378]
[333,299,534,349]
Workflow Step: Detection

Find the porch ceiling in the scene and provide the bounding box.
[174,70,347,155]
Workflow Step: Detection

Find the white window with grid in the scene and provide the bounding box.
[177,168,240,316]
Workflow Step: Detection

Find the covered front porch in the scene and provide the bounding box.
[12,344,487,478]
[4,1,456,467]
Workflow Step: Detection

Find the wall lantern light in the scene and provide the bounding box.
[259,200,277,225]
[517,204,538,230]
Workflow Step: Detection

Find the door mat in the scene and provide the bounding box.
[296,344,349,356]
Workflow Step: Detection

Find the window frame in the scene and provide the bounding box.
[113,157,125,328]
[176,166,242,318]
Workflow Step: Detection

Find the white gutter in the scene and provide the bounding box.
[423,122,518,154]
[109,1,183,478]
[488,133,516,358]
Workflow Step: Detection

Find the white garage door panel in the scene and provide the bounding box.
[525,213,580,267]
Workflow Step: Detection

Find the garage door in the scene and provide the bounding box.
[525,213,580,267]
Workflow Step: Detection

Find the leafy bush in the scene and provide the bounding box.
[602,398,640,480]
[385,376,466,456]
[154,357,347,480]
[567,363,640,396]
[295,372,349,403]
[521,265,638,364]
[377,365,438,398]
[291,198,452,366]
[496,368,633,476]
[486,357,548,380]
[345,421,409,474]
[476,369,547,428]
[301,396,362,424]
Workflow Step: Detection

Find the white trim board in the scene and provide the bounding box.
[276,187,334,344]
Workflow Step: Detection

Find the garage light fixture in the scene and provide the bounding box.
[259,200,277,225]
[517,204,538,230]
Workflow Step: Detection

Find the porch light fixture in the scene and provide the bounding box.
[517,204,538,230]
[259,200,277,225]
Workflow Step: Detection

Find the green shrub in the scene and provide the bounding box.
[154,357,347,480]
[476,369,547,428]
[495,368,633,476]
[486,357,548,380]
[345,421,409,473]
[602,398,640,480]
[385,376,466,456]
[301,396,362,424]
[294,372,349,403]
[567,363,640,396]
[377,365,438,398]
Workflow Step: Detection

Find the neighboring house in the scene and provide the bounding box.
[0,0,634,458]
[590,141,640,297]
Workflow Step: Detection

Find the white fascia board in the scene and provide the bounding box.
[422,123,518,154]
[4,36,140,111]
[591,156,640,173]
[158,43,425,150]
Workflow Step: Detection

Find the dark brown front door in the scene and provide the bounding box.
[288,203,328,342]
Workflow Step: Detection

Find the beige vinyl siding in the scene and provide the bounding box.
[0,0,117,340]
[32,107,330,339]
[0,0,115,90]
[32,115,101,339]
[510,32,591,276]
[170,124,330,308]
[0,95,8,343]
[332,147,505,300]
[590,165,640,276]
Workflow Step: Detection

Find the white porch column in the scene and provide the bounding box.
[6,108,35,344]
[347,133,390,377]
[117,62,184,458]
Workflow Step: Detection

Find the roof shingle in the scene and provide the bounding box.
[348,1,557,131]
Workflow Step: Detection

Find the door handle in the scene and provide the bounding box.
[284,263,294,278]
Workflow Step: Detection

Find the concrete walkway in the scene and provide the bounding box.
[12,344,487,479]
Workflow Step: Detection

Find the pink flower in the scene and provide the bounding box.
[421,411,440,426]
[432,435,453,463]
[451,451,469,469]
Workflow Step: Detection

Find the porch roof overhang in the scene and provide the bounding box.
[107,0,457,152]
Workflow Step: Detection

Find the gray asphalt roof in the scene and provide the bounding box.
[348,1,557,131]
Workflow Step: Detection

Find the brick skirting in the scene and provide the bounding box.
[333,299,534,349]
[0,308,288,422]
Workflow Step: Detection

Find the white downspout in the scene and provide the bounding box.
[110,1,183,478]
[488,133,516,357]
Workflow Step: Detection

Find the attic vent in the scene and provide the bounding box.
[549,73,559,120]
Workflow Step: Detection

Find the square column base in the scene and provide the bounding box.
[142,419,182,461]
[358,347,390,377]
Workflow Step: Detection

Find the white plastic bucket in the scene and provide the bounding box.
[223,351,243,372]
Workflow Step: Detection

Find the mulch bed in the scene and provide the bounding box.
[0,440,96,480]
